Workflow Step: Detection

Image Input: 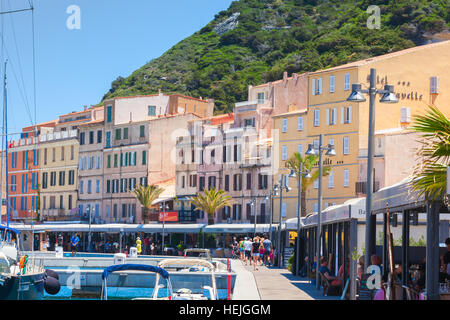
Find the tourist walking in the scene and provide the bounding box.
[243,237,252,266]
[262,236,272,267]
[238,238,245,261]
[251,237,260,271]
[136,237,142,255]
[258,240,265,266]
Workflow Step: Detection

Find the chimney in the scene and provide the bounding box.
[283,71,288,81]
[158,89,162,96]
[293,73,298,80]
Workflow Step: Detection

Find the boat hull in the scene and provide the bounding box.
[0,272,46,300]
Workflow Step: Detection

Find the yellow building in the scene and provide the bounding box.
[274,40,450,221]
[39,130,79,221]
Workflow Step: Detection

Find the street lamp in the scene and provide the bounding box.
[288,166,311,277]
[265,186,279,241]
[276,174,291,267]
[306,134,336,288]
[159,201,169,254]
[250,197,257,238]
[347,69,398,269]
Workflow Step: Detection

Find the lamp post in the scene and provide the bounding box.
[306,134,336,289]
[276,174,291,267]
[265,186,279,241]
[288,166,311,277]
[250,197,257,238]
[160,201,169,254]
[347,68,398,268]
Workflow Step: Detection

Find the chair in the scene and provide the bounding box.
[318,271,341,296]
[402,285,419,300]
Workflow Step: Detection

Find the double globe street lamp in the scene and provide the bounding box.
[346,68,398,269]
[305,134,336,289]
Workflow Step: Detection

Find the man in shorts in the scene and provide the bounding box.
[262,236,272,266]
[71,233,79,257]
[243,237,253,266]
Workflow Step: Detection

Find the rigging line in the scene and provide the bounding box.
[0,45,33,125]
[6,0,31,117]
[30,0,36,132]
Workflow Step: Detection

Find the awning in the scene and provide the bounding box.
[203,223,275,234]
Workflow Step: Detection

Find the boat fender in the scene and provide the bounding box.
[45,269,59,280]
[19,255,29,274]
[44,276,60,295]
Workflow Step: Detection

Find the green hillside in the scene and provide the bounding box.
[102,0,450,114]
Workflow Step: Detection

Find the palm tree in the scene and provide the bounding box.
[411,105,450,200]
[285,152,331,216]
[131,184,165,222]
[191,188,234,225]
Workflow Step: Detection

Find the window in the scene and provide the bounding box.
[79,132,85,145]
[312,78,316,96]
[329,138,335,149]
[257,92,264,104]
[189,174,197,188]
[224,175,229,191]
[343,136,350,155]
[297,144,303,155]
[313,109,320,126]
[44,148,47,165]
[199,176,205,191]
[68,195,72,210]
[181,175,185,189]
[297,116,303,131]
[258,174,268,190]
[114,154,118,167]
[52,148,56,162]
[208,176,216,189]
[106,106,112,123]
[282,118,287,133]
[123,127,129,139]
[342,106,352,124]
[430,76,439,94]
[344,73,350,90]
[314,178,318,189]
[106,131,111,148]
[68,170,75,185]
[329,75,335,93]
[89,131,94,144]
[331,108,337,125]
[50,172,56,186]
[317,77,323,94]
[282,145,287,161]
[148,105,156,116]
[142,150,147,165]
[233,204,242,220]
[233,174,242,191]
[115,128,121,140]
[71,146,74,160]
[328,171,334,188]
[80,180,84,194]
[282,202,287,217]
[96,180,100,193]
[97,130,102,144]
[106,180,111,193]
[139,125,145,138]
[59,171,65,186]
[400,107,411,123]
[246,173,252,190]
[120,179,127,193]
[344,169,349,187]
[59,196,64,210]
[244,118,255,127]
[88,180,92,194]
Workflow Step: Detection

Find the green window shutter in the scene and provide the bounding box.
[107,155,111,168]
[142,151,147,165]
[120,153,123,167]
[115,129,121,140]
[114,154,118,167]
[133,152,137,166]
[140,125,145,137]
[124,128,128,139]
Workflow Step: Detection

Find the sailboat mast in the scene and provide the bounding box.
[4,60,8,227]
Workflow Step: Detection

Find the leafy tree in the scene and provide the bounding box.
[411,106,450,200]
[191,188,234,225]
[285,152,331,216]
[131,184,165,222]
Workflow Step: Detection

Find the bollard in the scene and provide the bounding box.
[227,273,231,300]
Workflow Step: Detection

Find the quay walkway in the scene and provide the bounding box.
[232,259,339,300]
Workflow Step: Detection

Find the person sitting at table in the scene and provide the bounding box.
[319,256,340,283]
[357,256,365,279]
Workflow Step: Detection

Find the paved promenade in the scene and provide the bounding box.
[232,259,339,300]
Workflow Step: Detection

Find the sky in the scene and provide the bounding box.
[1,0,234,137]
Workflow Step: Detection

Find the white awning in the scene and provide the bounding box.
[203,223,276,234]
